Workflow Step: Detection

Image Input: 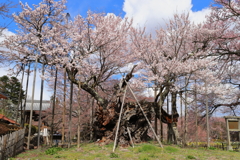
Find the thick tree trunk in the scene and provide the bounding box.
[68,81,73,148]
[93,102,152,146]
[167,91,181,144]
[154,87,180,144]
[67,65,162,146]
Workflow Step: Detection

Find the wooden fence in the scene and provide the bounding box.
[186,141,240,151]
[0,129,25,160]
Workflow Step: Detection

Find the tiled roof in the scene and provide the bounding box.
[0,114,18,124]
[20,100,51,111]
[0,92,8,99]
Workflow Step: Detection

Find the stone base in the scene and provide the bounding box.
[227,145,233,151]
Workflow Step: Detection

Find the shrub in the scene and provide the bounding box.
[186,155,196,159]
[45,147,63,155]
[24,123,38,135]
[109,152,119,158]
[209,147,216,150]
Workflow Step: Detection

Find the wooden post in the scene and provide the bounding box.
[13,130,19,156]
[239,119,240,144]
[127,127,134,148]
[2,134,8,159]
[225,118,232,150]
[113,87,127,152]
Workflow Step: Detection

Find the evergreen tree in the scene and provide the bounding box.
[0,75,25,105]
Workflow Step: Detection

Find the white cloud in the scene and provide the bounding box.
[123,0,211,33]
[0,29,15,42]
[189,8,211,24]
[141,87,155,97]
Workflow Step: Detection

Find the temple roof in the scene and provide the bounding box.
[19,100,51,111]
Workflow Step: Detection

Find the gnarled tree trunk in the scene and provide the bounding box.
[93,101,152,146]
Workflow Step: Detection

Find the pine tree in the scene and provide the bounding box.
[0,75,25,105]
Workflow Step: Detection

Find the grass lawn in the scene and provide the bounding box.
[11,142,240,160]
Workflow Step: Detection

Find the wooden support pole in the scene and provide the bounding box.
[127,127,134,148]
[112,87,127,152]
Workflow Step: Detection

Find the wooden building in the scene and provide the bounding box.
[19,100,51,125]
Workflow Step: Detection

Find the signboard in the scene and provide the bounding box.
[43,128,48,137]
[224,116,240,151]
[229,121,238,130]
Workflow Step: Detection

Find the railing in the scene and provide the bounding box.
[0,129,25,160]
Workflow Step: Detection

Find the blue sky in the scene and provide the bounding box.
[1,0,214,100]
[4,0,214,33]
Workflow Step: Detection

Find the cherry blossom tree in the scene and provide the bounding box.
[3,0,146,146]
[3,0,68,68]
[64,12,134,108]
[0,0,17,33]
[1,0,71,148]
[3,0,239,147]
[196,0,240,116]
[130,13,220,144]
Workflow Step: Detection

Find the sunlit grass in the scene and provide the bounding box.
[11,142,240,160]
